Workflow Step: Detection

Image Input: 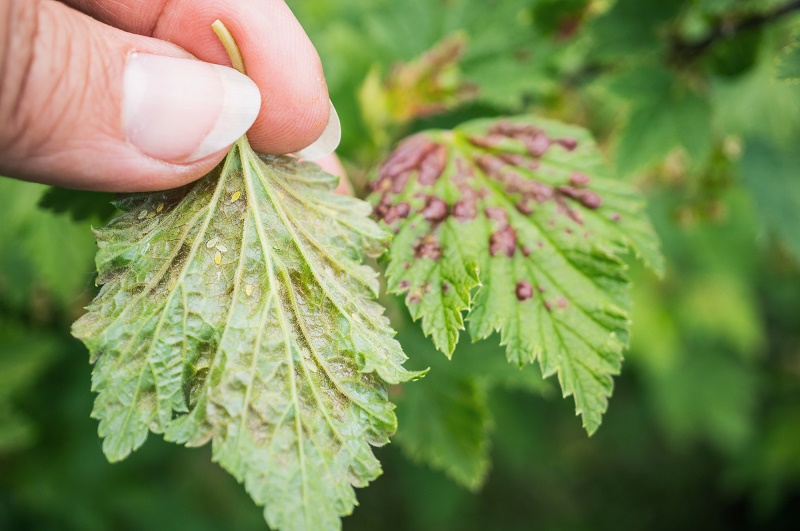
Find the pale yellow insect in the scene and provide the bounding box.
[231,191,242,203]
[214,252,222,265]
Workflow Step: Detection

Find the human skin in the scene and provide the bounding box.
[0,0,344,192]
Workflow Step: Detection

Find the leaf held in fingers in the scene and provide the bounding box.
[72,140,419,531]
[370,116,662,434]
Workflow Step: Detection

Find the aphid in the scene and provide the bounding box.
[147,212,156,219]
[156,203,165,213]
[231,191,242,203]
[214,251,222,265]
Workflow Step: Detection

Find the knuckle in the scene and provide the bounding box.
[0,0,110,163]
[0,0,41,154]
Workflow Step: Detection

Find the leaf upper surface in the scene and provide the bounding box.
[370,116,662,433]
[73,141,418,531]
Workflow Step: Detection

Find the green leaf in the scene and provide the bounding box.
[359,33,479,147]
[357,0,553,109]
[0,178,97,311]
[371,116,662,434]
[609,66,713,176]
[38,187,117,222]
[589,0,683,60]
[532,0,591,36]
[391,319,551,491]
[715,36,800,143]
[776,30,800,82]
[72,139,420,531]
[740,134,800,263]
[395,373,492,491]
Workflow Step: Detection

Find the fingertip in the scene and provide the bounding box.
[214,4,333,155]
[246,70,332,155]
[295,100,341,160]
[309,153,352,196]
[89,0,336,156]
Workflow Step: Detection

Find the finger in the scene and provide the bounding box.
[0,0,261,191]
[313,153,353,196]
[64,0,339,157]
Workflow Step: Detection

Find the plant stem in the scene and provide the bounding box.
[212,19,247,75]
[671,0,800,62]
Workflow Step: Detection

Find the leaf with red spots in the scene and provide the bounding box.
[370,116,663,434]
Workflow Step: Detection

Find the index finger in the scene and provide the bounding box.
[65,0,332,155]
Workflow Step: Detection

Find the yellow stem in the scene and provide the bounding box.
[211,19,247,75]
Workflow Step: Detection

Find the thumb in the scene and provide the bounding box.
[0,0,261,192]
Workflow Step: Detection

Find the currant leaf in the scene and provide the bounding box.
[370,116,663,434]
[395,373,492,491]
[776,30,800,82]
[73,140,420,531]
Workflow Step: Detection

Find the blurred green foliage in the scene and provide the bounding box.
[3,0,800,529]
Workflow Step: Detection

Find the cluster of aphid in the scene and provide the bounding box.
[137,202,166,220]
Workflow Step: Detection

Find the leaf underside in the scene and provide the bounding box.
[73,141,419,531]
[370,116,663,434]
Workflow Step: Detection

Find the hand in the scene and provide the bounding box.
[0,0,340,192]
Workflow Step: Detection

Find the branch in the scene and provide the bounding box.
[671,0,800,62]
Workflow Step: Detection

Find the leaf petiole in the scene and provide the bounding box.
[211,19,247,75]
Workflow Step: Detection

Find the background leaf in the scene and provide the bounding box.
[608,67,713,176]
[38,187,117,223]
[0,179,97,312]
[776,31,800,80]
[739,134,800,262]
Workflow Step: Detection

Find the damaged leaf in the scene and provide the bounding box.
[359,33,479,146]
[370,116,662,434]
[73,139,420,531]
